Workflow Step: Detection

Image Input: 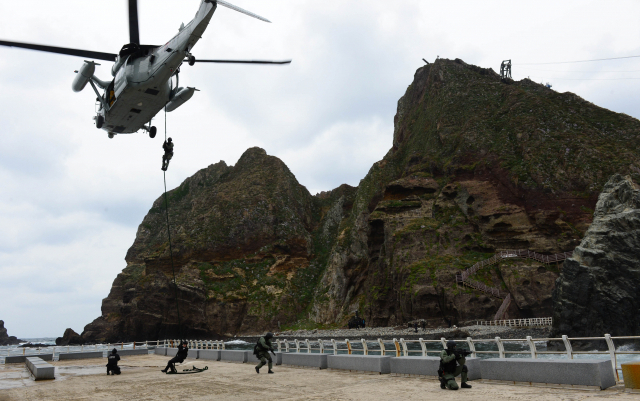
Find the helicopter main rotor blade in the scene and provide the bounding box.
[0,40,117,61]
[129,0,140,45]
[189,59,291,64]
[216,0,271,23]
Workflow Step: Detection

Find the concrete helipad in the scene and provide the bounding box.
[0,354,637,400]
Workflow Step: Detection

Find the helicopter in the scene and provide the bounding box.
[0,0,290,139]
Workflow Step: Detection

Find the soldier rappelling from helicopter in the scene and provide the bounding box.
[162,138,174,171]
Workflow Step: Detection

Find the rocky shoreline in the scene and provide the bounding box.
[234,324,552,342]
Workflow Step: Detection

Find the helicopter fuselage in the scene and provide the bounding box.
[96,0,217,135]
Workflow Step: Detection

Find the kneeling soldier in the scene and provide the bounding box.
[106,348,121,375]
[254,332,276,374]
[439,340,472,390]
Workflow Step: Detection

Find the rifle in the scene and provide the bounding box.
[454,349,472,358]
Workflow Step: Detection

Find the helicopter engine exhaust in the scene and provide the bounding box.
[72,60,99,92]
[166,87,196,112]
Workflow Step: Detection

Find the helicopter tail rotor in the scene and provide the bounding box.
[214,0,272,23]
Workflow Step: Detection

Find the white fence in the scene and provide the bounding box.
[267,334,637,381]
[478,316,552,327]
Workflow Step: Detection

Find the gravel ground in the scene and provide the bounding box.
[238,325,552,341]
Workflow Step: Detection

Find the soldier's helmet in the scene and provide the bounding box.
[265,332,274,339]
[112,348,118,354]
[168,137,172,142]
[446,340,456,349]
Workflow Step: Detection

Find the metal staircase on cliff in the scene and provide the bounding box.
[455,249,573,320]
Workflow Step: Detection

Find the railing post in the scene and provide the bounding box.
[284,340,290,353]
[419,338,427,357]
[393,338,401,357]
[305,339,311,354]
[331,339,337,355]
[495,337,505,358]
[361,339,368,355]
[604,334,619,380]
[561,335,573,359]
[222,341,225,350]
[466,337,476,358]
[346,339,352,355]
[440,337,447,350]
[318,339,324,354]
[294,339,300,353]
[400,338,408,356]
[526,336,537,358]
[378,338,385,356]
[276,340,282,352]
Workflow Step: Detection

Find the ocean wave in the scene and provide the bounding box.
[225,340,250,345]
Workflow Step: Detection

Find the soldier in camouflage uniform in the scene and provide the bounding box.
[439,340,472,390]
[254,332,276,374]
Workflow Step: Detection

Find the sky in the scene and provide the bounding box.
[0,0,639,338]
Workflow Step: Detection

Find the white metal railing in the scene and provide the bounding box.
[270,334,639,382]
[0,340,160,360]
[478,317,552,327]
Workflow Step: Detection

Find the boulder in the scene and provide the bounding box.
[553,175,640,336]
[0,320,22,346]
[56,328,84,346]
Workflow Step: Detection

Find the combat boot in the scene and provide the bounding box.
[461,382,472,389]
[439,378,446,389]
[255,366,260,374]
[268,370,274,374]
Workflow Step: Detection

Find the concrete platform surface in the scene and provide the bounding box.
[327,354,392,374]
[390,356,481,380]
[220,350,248,363]
[1,354,635,400]
[247,352,283,366]
[25,357,55,380]
[58,351,104,361]
[282,353,327,369]
[4,354,53,364]
[480,358,617,389]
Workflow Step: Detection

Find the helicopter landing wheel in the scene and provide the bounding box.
[149,126,157,138]
[96,115,104,129]
[108,133,115,139]
[188,55,196,66]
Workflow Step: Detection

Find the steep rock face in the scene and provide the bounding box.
[311,59,640,327]
[553,175,640,336]
[0,320,21,346]
[82,148,357,342]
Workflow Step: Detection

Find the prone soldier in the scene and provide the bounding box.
[438,340,472,390]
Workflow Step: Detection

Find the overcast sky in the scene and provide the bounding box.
[0,0,639,338]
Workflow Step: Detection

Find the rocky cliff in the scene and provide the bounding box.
[310,59,640,328]
[82,148,356,342]
[81,58,640,341]
[553,174,640,336]
[0,320,21,346]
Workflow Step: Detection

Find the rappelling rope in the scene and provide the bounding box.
[162,106,183,340]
